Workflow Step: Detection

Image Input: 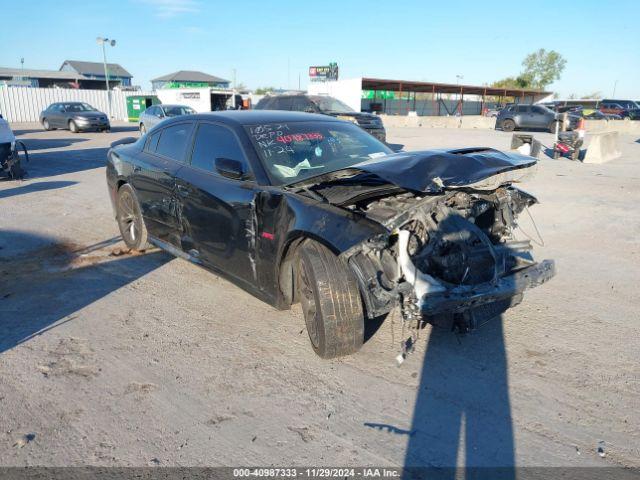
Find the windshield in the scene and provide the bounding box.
[64,103,96,112]
[312,97,355,113]
[246,121,392,186]
[163,105,196,117]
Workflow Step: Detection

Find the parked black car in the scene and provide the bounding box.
[496,104,579,132]
[106,111,554,359]
[254,94,386,142]
[40,102,110,133]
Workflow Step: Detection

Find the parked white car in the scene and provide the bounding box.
[138,104,196,133]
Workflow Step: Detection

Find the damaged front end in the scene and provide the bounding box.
[329,152,555,360]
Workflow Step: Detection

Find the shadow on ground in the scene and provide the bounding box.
[109,125,140,133]
[0,230,170,354]
[0,180,78,199]
[402,319,514,478]
[20,138,89,151]
[22,147,109,179]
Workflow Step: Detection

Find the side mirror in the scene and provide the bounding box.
[215,157,245,180]
[304,106,316,113]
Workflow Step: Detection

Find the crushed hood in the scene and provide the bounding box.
[349,148,537,193]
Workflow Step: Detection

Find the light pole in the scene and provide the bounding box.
[456,74,463,85]
[612,79,618,97]
[96,37,116,119]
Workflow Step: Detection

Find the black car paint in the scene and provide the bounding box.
[106,111,543,316]
[107,112,390,308]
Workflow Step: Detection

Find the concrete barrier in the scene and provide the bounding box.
[380,114,496,129]
[583,131,622,164]
[584,119,640,135]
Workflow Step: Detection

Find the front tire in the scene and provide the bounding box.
[501,119,515,132]
[296,240,364,359]
[548,121,560,133]
[69,120,78,133]
[116,184,148,250]
[140,123,146,134]
[43,119,51,131]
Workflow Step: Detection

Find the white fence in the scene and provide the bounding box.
[0,87,155,123]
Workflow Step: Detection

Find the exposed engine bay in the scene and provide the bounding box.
[334,181,555,362]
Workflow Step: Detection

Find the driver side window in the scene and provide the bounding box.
[189,123,248,176]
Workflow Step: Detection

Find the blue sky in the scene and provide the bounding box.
[2,0,639,98]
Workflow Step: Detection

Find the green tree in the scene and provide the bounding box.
[491,75,532,90]
[521,48,567,89]
[491,49,567,91]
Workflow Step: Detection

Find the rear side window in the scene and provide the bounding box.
[532,106,546,114]
[290,97,312,112]
[256,97,274,109]
[272,97,293,110]
[155,123,193,162]
[516,105,529,113]
[145,130,161,152]
[189,123,246,174]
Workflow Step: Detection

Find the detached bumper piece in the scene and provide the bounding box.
[420,259,556,317]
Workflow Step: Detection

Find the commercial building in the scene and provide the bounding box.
[308,77,553,115]
[0,60,133,89]
[60,60,133,88]
[151,71,230,90]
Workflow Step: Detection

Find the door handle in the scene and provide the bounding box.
[176,184,190,198]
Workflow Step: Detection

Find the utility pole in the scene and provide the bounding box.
[612,79,618,97]
[96,37,116,119]
[20,58,24,71]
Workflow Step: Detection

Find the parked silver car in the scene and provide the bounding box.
[138,104,196,133]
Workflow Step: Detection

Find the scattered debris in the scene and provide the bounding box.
[125,382,157,395]
[13,433,36,448]
[364,422,415,436]
[597,440,606,457]
[206,415,234,426]
[287,426,313,443]
[110,247,146,257]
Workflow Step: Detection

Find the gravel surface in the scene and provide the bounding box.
[0,122,638,468]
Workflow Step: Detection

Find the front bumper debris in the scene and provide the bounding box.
[420,259,556,316]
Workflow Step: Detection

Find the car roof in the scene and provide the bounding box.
[159,110,342,126]
[158,104,192,108]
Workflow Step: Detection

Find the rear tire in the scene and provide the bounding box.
[501,119,515,132]
[296,240,364,359]
[116,183,148,250]
[69,120,78,133]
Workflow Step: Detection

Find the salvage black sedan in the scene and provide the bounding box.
[106,111,555,359]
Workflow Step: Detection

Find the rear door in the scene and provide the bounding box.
[516,105,533,128]
[531,106,550,128]
[174,121,257,283]
[48,104,65,127]
[131,121,194,246]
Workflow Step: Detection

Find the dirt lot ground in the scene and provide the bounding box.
[0,122,638,468]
